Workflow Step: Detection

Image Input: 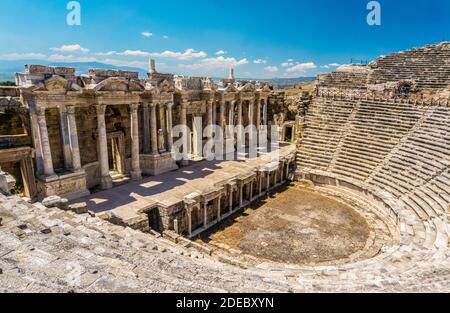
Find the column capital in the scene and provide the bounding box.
[95,104,106,115]
[181,101,189,109]
[166,102,174,109]
[35,106,46,116]
[141,102,150,109]
[66,105,76,115]
[129,103,140,112]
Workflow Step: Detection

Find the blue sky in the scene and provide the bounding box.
[0,0,448,78]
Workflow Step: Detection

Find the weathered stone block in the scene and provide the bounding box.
[42,195,69,210]
[69,202,88,215]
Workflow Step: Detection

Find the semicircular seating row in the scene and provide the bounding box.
[293,97,450,290]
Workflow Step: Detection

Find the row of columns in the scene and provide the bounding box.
[142,102,174,155]
[206,98,269,131]
[35,97,269,190]
[35,105,82,178]
[35,101,175,190]
[185,159,293,237]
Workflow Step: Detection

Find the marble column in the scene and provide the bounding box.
[262,99,268,126]
[236,100,243,147]
[36,107,55,177]
[150,103,159,155]
[249,181,254,202]
[212,100,217,126]
[159,103,166,150]
[259,173,263,196]
[59,105,73,170]
[229,101,235,127]
[207,99,214,139]
[229,186,234,213]
[166,102,174,153]
[237,100,243,126]
[130,103,142,181]
[280,163,284,183]
[266,172,270,193]
[256,100,261,130]
[142,103,151,154]
[66,105,82,172]
[96,105,112,190]
[239,183,243,208]
[216,196,222,222]
[219,100,226,134]
[203,201,208,228]
[180,102,189,165]
[285,161,290,181]
[187,207,192,237]
[248,100,254,127]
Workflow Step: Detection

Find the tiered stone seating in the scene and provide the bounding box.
[367,107,450,220]
[0,194,291,293]
[296,98,357,170]
[318,70,369,90]
[369,42,450,90]
[331,100,423,181]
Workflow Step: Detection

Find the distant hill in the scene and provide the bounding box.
[0,60,316,87]
[259,77,315,88]
[0,60,148,81]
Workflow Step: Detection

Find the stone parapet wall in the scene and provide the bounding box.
[88,69,139,80]
[317,88,450,106]
[0,87,19,97]
[316,42,450,101]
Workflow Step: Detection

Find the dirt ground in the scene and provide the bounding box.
[199,185,370,265]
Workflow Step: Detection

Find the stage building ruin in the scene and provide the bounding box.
[1,61,295,237]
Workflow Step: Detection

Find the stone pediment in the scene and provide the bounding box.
[128,79,145,92]
[158,79,175,93]
[262,84,271,92]
[43,76,69,93]
[91,77,144,92]
[223,83,237,92]
[201,78,217,91]
[239,82,256,92]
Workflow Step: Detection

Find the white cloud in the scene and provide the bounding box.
[163,35,169,39]
[281,62,294,68]
[141,32,153,37]
[181,56,248,71]
[150,48,207,60]
[0,53,47,60]
[264,66,278,73]
[95,51,117,56]
[285,62,317,73]
[117,49,207,60]
[215,50,226,55]
[118,50,151,57]
[287,59,294,62]
[320,63,340,69]
[253,59,267,64]
[50,44,89,53]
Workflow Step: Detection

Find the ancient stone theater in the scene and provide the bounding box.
[0,42,449,292]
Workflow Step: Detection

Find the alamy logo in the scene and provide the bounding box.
[67,1,81,26]
[367,1,381,26]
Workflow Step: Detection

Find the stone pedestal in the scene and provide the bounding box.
[140,152,178,176]
[37,171,90,201]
